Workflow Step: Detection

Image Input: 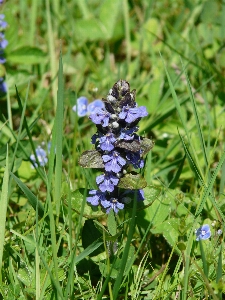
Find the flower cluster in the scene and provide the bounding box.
[72,97,105,117]
[81,80,151,214]
[195,224,211,241]
[30,146,48,168]
[0,5,7,94]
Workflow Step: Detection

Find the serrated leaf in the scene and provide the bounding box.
[79,150,104,168]
[118,173,147,189]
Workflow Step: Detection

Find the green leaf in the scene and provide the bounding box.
[118,173,147,189]
[79,150,104,168]
[7,46,46,64]
[107,210,117,236]
[74,239,103,266]
[99,0,120,39]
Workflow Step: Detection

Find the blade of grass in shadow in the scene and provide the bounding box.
[199,240,208,277]
[216,246,222,300]
[0,145,9,283]
[65,187,88,298]
[112,197,137,298]
[10,173,45,218]
[46,0,57,110]
[168,155,186,189]
[182,60,208,167]
[54,52,64,219]
[196,149,225,218]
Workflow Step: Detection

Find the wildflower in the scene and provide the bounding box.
[87,99,105,114]
[101,198,124,214]
[72,97,88,117]
[89,107,111,127]
[99,133,116,151]
[195,224,211,241]
[102,151,126,173]
[79,80,153,213]
[30,146,48,168]
[73,97,105,117]
[96,173,119,192]
[87,190,107,206]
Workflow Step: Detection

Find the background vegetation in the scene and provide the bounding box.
[0,0,225,299]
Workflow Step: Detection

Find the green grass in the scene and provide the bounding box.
[0,0,225,299]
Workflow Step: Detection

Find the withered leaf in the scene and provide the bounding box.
[79,150,104,168]
[115,139,141,152]
[140,138,154,155]
[118,173,147,189]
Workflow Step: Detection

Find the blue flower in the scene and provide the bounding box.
[30,146,48,168]
[119,105,148,123]
[87,99,105,114]
[87,190,107,206]
[119,127,138,140]
[102,151,126,173]
[72,97,88,117]
[101,198,124,214]
[126,151,144,169]
[96,173,119,192]
[89,108,111,127]
[99,133,116,151]
[195,224,211,241]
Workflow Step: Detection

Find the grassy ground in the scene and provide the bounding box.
[0,0,225,299]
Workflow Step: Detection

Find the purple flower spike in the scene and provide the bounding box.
[87,99,105,114]
[72,97,88,117]
[119,105,148,123]
[87,190,106,206]
[102,151,126,173]
[89,108,111,127]
[96,173,119,192]
[101,198,124,214]
[195,224,211,241]
[99,133,116,151]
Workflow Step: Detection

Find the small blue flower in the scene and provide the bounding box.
[30,146,48,168]
[89,108,111,127]
[195,224,211,241]
[96,173,119,192]
[119,105,148,123]
[126,151,144,169]
[217,229,222,236]
[99,133,116,151]
[101,198,124,214]
[87,190,107,206]
[119,127,138,140]
[72,97,88,117]
[102,151,126,173]
[87,99,105,114]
